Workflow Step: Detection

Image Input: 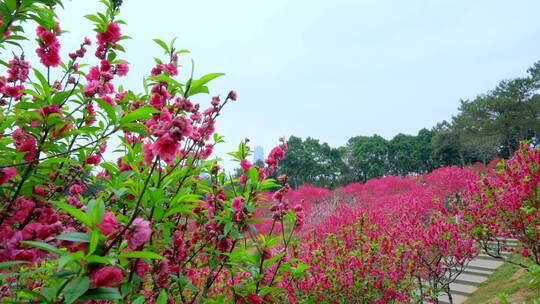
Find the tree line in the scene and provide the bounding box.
[276,62,540,189]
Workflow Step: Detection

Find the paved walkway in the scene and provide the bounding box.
[436,239,518,304]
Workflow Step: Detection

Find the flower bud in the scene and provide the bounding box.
[227,90,237,101]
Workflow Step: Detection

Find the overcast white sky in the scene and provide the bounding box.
[45,1,540,169]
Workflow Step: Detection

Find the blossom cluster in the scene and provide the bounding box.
[279,166,481,302]
[463,143,540,263]
[0,1,301,303]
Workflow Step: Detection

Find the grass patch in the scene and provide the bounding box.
[464,255,540,304]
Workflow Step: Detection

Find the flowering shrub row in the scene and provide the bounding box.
[463,143,540,265]
[276,146,538,302]
[273,166,480,302]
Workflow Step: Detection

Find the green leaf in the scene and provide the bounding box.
[33,68,50,97]
[163,204,198,218]
[84,14,102,24]
[17,288,49,303]
[95,97,117,123]
[120,107,161,125]
[100,162,119,176]
[295,263,311,273]
[41,286,57,302]
[118,251,166,260]
[97,13,108,26]
[51,270,78,278]
[4,34,26,41]
[0,273,15,281]
[13,101,40,109]
[55,232,90,243]
[52,90,72,105]
[192,73,224,89]
[148,74,184,91]
[227,151,240,162]
[4,0,16,12]
[131,296,145,304]
[259,286,283,297]
[246,167,259,184]
[120,282,133,297]
[0,261,30,269]
[86,199,105,224]
[107,50,117,62]
[153,39,169,53]
[187,85,209,96]
[156,290,167,304]
[19,241,65,256]
[88,229,100,255]
[224,221,233,236]
[86,255,114,265]
[63,276,90,304]
[258,180,281,190]
[121,122,153,138]
[50,201,92,227]
[264,252,286,267]
[187,73,224,96]
[178,276,198,292]
[79,287,121,301]
[59,251,85,270]
[19,89,42,100]
[0,59,8,68]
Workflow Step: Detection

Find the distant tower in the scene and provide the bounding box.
[253,146,264,163]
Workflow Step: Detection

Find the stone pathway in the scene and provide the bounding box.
[436,239,518,304]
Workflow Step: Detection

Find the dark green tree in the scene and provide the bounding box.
[389,133,421,176]
[448,62,540,159]
[346,135,390,183]
[388,129,434,176]
[431,121,465,166]
[277,136,346,189]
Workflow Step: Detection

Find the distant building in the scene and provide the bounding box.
[253,146,264,163]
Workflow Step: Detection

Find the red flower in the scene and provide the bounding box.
[231,197,245,211]
[68,184,83,195]
[125,217,151,250]
[142,140,155,166]
[165,63,178,76]
[247,293,263,304]
[83,80,100,97]
[35,25,61,67]
[240,159,252,171]
[152,133,179,164]
[116,61,129,76]
[96,23,121,45]
[233,211,244,222]
[7,55,30,82]
[264,156,277,167]
[3,84,25,99]
[216,238,233,252]
[228,90,237,101]
[12,127,37,161]
[239,174,247,185]
[270,146,284,160]
[90,266,123,287]
[149,93,166,110]
[171,115,193,139]
[6,199,34,225]
[96,212,117,236]
[85,154,101,165]
[14,250,36,262]
[0,167,16,185]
